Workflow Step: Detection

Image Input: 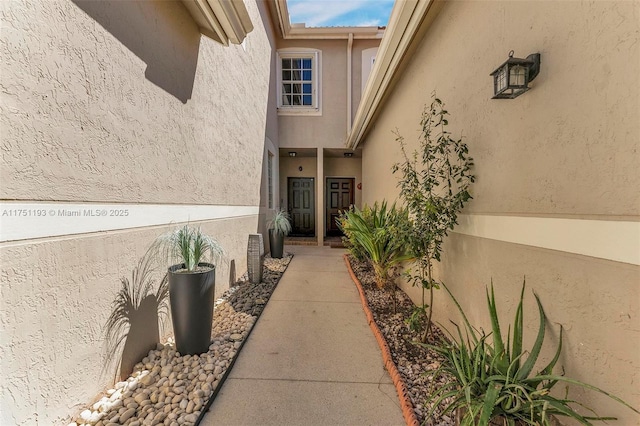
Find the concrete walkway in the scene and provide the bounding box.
[200,245,404,426]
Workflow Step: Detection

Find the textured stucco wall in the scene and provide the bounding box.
[1,0,268,206]
[0,0,274,424]
[351,41,380,120]
[0,218,254,424]
[277,39,380,149]
[360,0,640,423]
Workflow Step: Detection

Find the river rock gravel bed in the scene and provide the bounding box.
[69,254,292,426]
[347,255,455,426]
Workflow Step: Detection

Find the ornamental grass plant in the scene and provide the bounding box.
[151,224,224,272]
[268,209,292,235]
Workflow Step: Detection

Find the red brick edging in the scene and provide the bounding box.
[343,254,420,426]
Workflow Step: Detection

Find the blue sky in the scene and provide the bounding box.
[287,0,395,28]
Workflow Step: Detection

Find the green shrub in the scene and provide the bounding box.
[338,201,413,289]
[423,280,639,425]
[338,205,374,261]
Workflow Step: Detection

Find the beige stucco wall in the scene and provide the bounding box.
[0,218,253,424]
[257,0,281,249]
[352,41,380,119]
[0,0,274,423]
[360,0,639,423]
[277,39,380,149]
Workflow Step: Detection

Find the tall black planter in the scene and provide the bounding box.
[168,263,215,355]
[269,229,284,259]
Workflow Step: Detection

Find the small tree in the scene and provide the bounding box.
[392,94,475,342]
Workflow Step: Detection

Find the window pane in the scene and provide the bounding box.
[278,53,317,109]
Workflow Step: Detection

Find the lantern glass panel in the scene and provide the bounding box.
[496,65,508,92]
[509,65,527,87]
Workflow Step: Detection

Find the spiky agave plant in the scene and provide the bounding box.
[152,224,224,272]
[423,280,639,426]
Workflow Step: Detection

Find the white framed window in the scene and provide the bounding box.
[277,48,321,115]
[267,151,274,209]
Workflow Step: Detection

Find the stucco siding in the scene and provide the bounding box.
[360,0,639,423]
[0,0,274,423]
[277,39,348,148]
[0,218,254,424]
[1,0,269,206]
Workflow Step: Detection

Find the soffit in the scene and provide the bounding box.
[279,148,317,158]
[278,148,363,158]
[181,0,254,45]
[324,148,362,158]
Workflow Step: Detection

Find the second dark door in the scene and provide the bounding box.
[326,177,354,236]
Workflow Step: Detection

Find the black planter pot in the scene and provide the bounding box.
[168,263,215,355]
[269,229,285,259]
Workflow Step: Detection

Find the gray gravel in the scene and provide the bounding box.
[348,255,456,426]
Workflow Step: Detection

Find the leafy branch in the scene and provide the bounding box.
[392,93,475,342]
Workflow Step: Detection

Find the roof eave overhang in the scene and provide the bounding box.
[181,0,254,46]
[273,0,384,40]
[346,0,442,149]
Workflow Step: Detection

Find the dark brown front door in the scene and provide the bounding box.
[326,178,354,236]
[288,177,315,236]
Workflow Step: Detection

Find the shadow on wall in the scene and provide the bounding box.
[72,0,200,103]
[102,250,169,381]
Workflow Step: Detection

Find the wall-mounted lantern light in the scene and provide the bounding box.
[288,151,297,157]
[490,50,541,99]
[343,152,354,158]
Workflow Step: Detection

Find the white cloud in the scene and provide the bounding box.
[287,0,393,27]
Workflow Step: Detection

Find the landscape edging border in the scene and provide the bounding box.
[343,254,420,426]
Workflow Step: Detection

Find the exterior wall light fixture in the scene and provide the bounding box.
[490,50,541,99]
[288,151,297,157]
[343,152,353,158]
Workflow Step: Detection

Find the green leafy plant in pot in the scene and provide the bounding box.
[268,209,291,259]
[151,224,224,355]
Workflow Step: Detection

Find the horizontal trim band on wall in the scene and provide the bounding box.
[455,214,640,266]
[0,202,259,243]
